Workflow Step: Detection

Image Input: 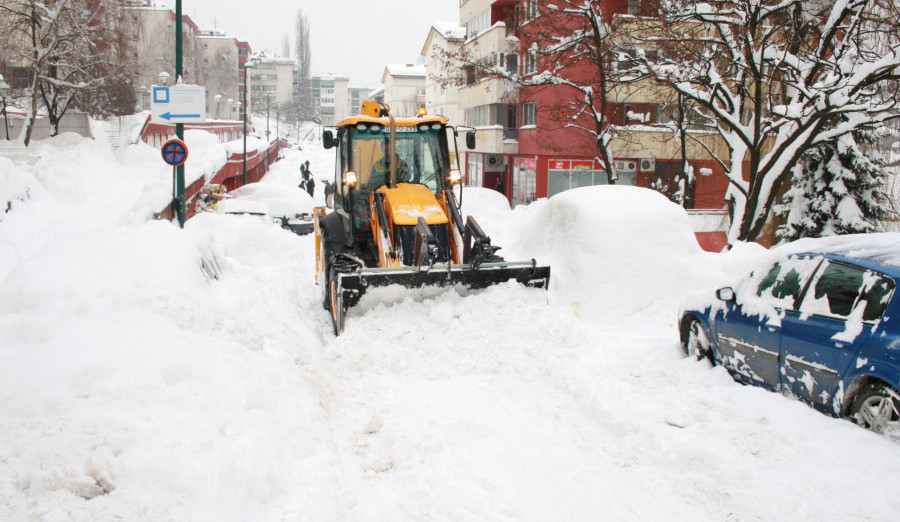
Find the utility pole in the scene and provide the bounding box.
[174,0,186,227]
[242,63,250,185]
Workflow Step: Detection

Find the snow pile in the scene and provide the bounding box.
[512,186,738,319]
[229,181,314,218]
[183,129,228,184]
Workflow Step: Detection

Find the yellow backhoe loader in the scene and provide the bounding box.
[314,101,550,335]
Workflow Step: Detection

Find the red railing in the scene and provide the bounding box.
[140,116,289,220]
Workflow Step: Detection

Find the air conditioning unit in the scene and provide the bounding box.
[485,155,508,172]
[639,158,656,172]
[615,160,637,174]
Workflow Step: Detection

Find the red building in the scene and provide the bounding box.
[456,0,730,250]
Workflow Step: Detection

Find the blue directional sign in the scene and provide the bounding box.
[151,84,207,124]
[161,138,189,166]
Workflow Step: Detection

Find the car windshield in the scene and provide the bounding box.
[350,125,449,193]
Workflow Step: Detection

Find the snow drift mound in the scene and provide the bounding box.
[229,181,314,218]
[512,185,714,320]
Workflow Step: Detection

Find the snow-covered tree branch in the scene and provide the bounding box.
[641,0,900,243]
[2,0,121,145]
[433,1,652,183]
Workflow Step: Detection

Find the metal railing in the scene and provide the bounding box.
[0,145,39,165]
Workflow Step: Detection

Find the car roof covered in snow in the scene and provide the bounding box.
[780,233,900,276]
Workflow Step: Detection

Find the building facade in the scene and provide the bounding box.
[381,64,427,118]
[197,32,241,120]
[449,0,730,248]
[456,0,521,194]
[421,23,466,126]
[123,5,202,111]
[310,74,350,126]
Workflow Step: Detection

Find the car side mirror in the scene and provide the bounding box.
[466,131,476,150]
[716,287,735,302]
[323,130,334,149]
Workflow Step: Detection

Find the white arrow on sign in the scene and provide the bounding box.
[151,84,207,124]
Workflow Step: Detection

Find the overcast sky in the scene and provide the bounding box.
[162,0,460,87]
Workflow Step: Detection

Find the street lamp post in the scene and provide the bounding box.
[0,74,11,140]
[227,98,234,119]
[214,94,222,119]
[242,63,250,185]
[265,91,274,172]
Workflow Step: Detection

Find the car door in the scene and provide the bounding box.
[713,256,821,390]
[780,260,896,407]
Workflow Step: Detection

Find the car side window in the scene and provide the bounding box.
[755,257,819,310]
[798,261,893,321]
[859,273,895,322]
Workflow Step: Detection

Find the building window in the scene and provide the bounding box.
[506,53,519,75]
[522,101,537,126]
[466,105,489,127]
[466,8,491,39]
[627,0,642,16]
[523,48,537,76]
[523,0,539,22]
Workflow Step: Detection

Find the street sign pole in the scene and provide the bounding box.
[174,0,186,227]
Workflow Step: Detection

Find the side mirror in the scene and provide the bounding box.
[716,287,735,302]
[323,130,334,149]
[466,131,476,150]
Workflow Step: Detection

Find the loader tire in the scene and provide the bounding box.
[319,213,346,311]
[327,265,345,336]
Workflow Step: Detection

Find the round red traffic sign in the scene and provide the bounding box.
[161,138,189,166]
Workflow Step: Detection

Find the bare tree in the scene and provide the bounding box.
[281,34,290,59]
[1,0,115,145]
[293,8,312,120]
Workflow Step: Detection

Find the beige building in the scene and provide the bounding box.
[248,53,296,110]
[381,64,427,118]
[122,6,202,111]
[197,32,242,120]
[311,74,350,126]
[421,23,466,127]
[457,1,519,158]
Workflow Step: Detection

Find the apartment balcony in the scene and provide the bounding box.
[459,77,517,109]
[471,125,518,155]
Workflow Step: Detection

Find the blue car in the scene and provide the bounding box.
[679,234,900,437]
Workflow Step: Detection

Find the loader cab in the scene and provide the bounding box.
[326,116,454,238]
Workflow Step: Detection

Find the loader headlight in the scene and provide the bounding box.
[448,169,461,185]
[344,171,358,188]
[431,123,442,130]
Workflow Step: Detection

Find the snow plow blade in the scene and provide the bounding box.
[327,260,549,335]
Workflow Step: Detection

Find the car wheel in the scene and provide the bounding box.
[849,382,900,437]
[682,317,713,364]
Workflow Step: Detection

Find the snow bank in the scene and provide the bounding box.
[512,186,722,319]
[229,181,314,218]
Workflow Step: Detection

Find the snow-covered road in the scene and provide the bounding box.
[2,129,899,521]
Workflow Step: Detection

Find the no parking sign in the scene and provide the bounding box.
[161,138,189,167]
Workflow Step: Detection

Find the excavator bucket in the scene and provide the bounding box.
[326,259,550,336]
